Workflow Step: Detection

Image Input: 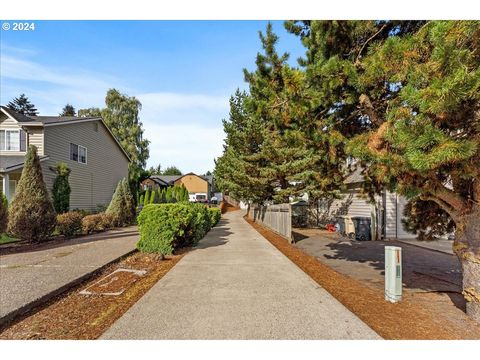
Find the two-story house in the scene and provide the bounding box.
[0,106,130,211]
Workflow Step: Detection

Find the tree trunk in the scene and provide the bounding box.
[453,204,480,322]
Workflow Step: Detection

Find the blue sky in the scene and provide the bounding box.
[0,20,306,174]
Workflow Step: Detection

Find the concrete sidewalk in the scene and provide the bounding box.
[0,227,138,325]
[102,211,380,339]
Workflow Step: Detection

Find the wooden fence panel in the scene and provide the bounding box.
[248,203,292,242]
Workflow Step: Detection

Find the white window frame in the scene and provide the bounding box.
[70,143,87,164]
[0,129,20,151]
[78,145,87,164]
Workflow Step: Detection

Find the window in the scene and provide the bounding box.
[79,146,87,164]
[0,129,26,151]
[70,143,78,161]
[70,143,87,164]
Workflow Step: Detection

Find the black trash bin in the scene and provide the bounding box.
[351,216,371,241]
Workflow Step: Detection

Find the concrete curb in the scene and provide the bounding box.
[394,239,454,256]
[0,249,138,329]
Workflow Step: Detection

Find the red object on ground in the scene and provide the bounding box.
[326,223,336,232]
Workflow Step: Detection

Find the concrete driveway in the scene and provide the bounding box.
[102,211,380,340]
[0,227,138,326]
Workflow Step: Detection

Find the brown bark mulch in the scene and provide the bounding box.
[0,249,190,340]
[220,201,240,213]
[244,215,480,340]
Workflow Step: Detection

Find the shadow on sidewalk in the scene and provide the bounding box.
[195,218,233,250]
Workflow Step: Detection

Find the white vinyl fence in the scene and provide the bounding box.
[248,203,292,242]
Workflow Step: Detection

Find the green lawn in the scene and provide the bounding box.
[0,233,18,245]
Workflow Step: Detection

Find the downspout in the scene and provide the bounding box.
[395,193,398,240]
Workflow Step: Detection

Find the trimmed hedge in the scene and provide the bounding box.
[208,207,221,226]
[56,211,83,237]
[136,203,218,255]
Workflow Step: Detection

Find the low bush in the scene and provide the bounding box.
[136,203,214,255]
[208,207,221,226]
[56,211,83,237]
[82,212,113,234]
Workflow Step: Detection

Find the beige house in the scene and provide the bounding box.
[141,172,214,202]
[0,106,130,211]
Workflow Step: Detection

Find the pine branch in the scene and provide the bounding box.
[355,24,387,65]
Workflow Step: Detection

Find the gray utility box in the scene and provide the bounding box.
[385,246,402,303]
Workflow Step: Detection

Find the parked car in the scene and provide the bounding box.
[210,196,218,204]
[195,194,208,203]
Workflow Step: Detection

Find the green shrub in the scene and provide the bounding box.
[56,211,83,237]
[191,203,211,242]
[0,190,7,234]
[52,163,71,214]
[82,213,113,234]
[208,207,221,226]
[7,145,56,242]
[136,203,213,255]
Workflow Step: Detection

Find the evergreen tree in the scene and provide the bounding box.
[143,189,150,207]
[106,179,125,227]
[160,188,167,203]
[0,190,7,234]
[106,178,135,227]
[52,163,71,214]
[139,194,144,206]
[181,184,189,201]
[288,20,480,320]
[165,187,173,203]
[149,189,157,204]
[7,145,56,242]
[121,178,136,224]
[214,90,274,205]
[59,104,76,116]
[242,23,318,203]
[148,164,162,175]
[7,94,38,115]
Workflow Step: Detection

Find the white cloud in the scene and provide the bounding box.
[138,92,229,173]
[0,53,123,113]
[1,50,228,174]
[145,123,225,174]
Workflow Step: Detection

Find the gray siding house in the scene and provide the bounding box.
[315,166,416,240]
[0,106,130,211]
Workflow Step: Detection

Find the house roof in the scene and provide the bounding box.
[344,166,365,184]
[0,155,49,173]
[149,173,214,186]
[0,106,131,162]
[150,175,182,185]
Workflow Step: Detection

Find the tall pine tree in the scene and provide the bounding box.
[288,20,480,321]
[7,94,38,115]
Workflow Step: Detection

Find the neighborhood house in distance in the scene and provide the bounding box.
[0,106,130,211]
[141,173,219,203]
